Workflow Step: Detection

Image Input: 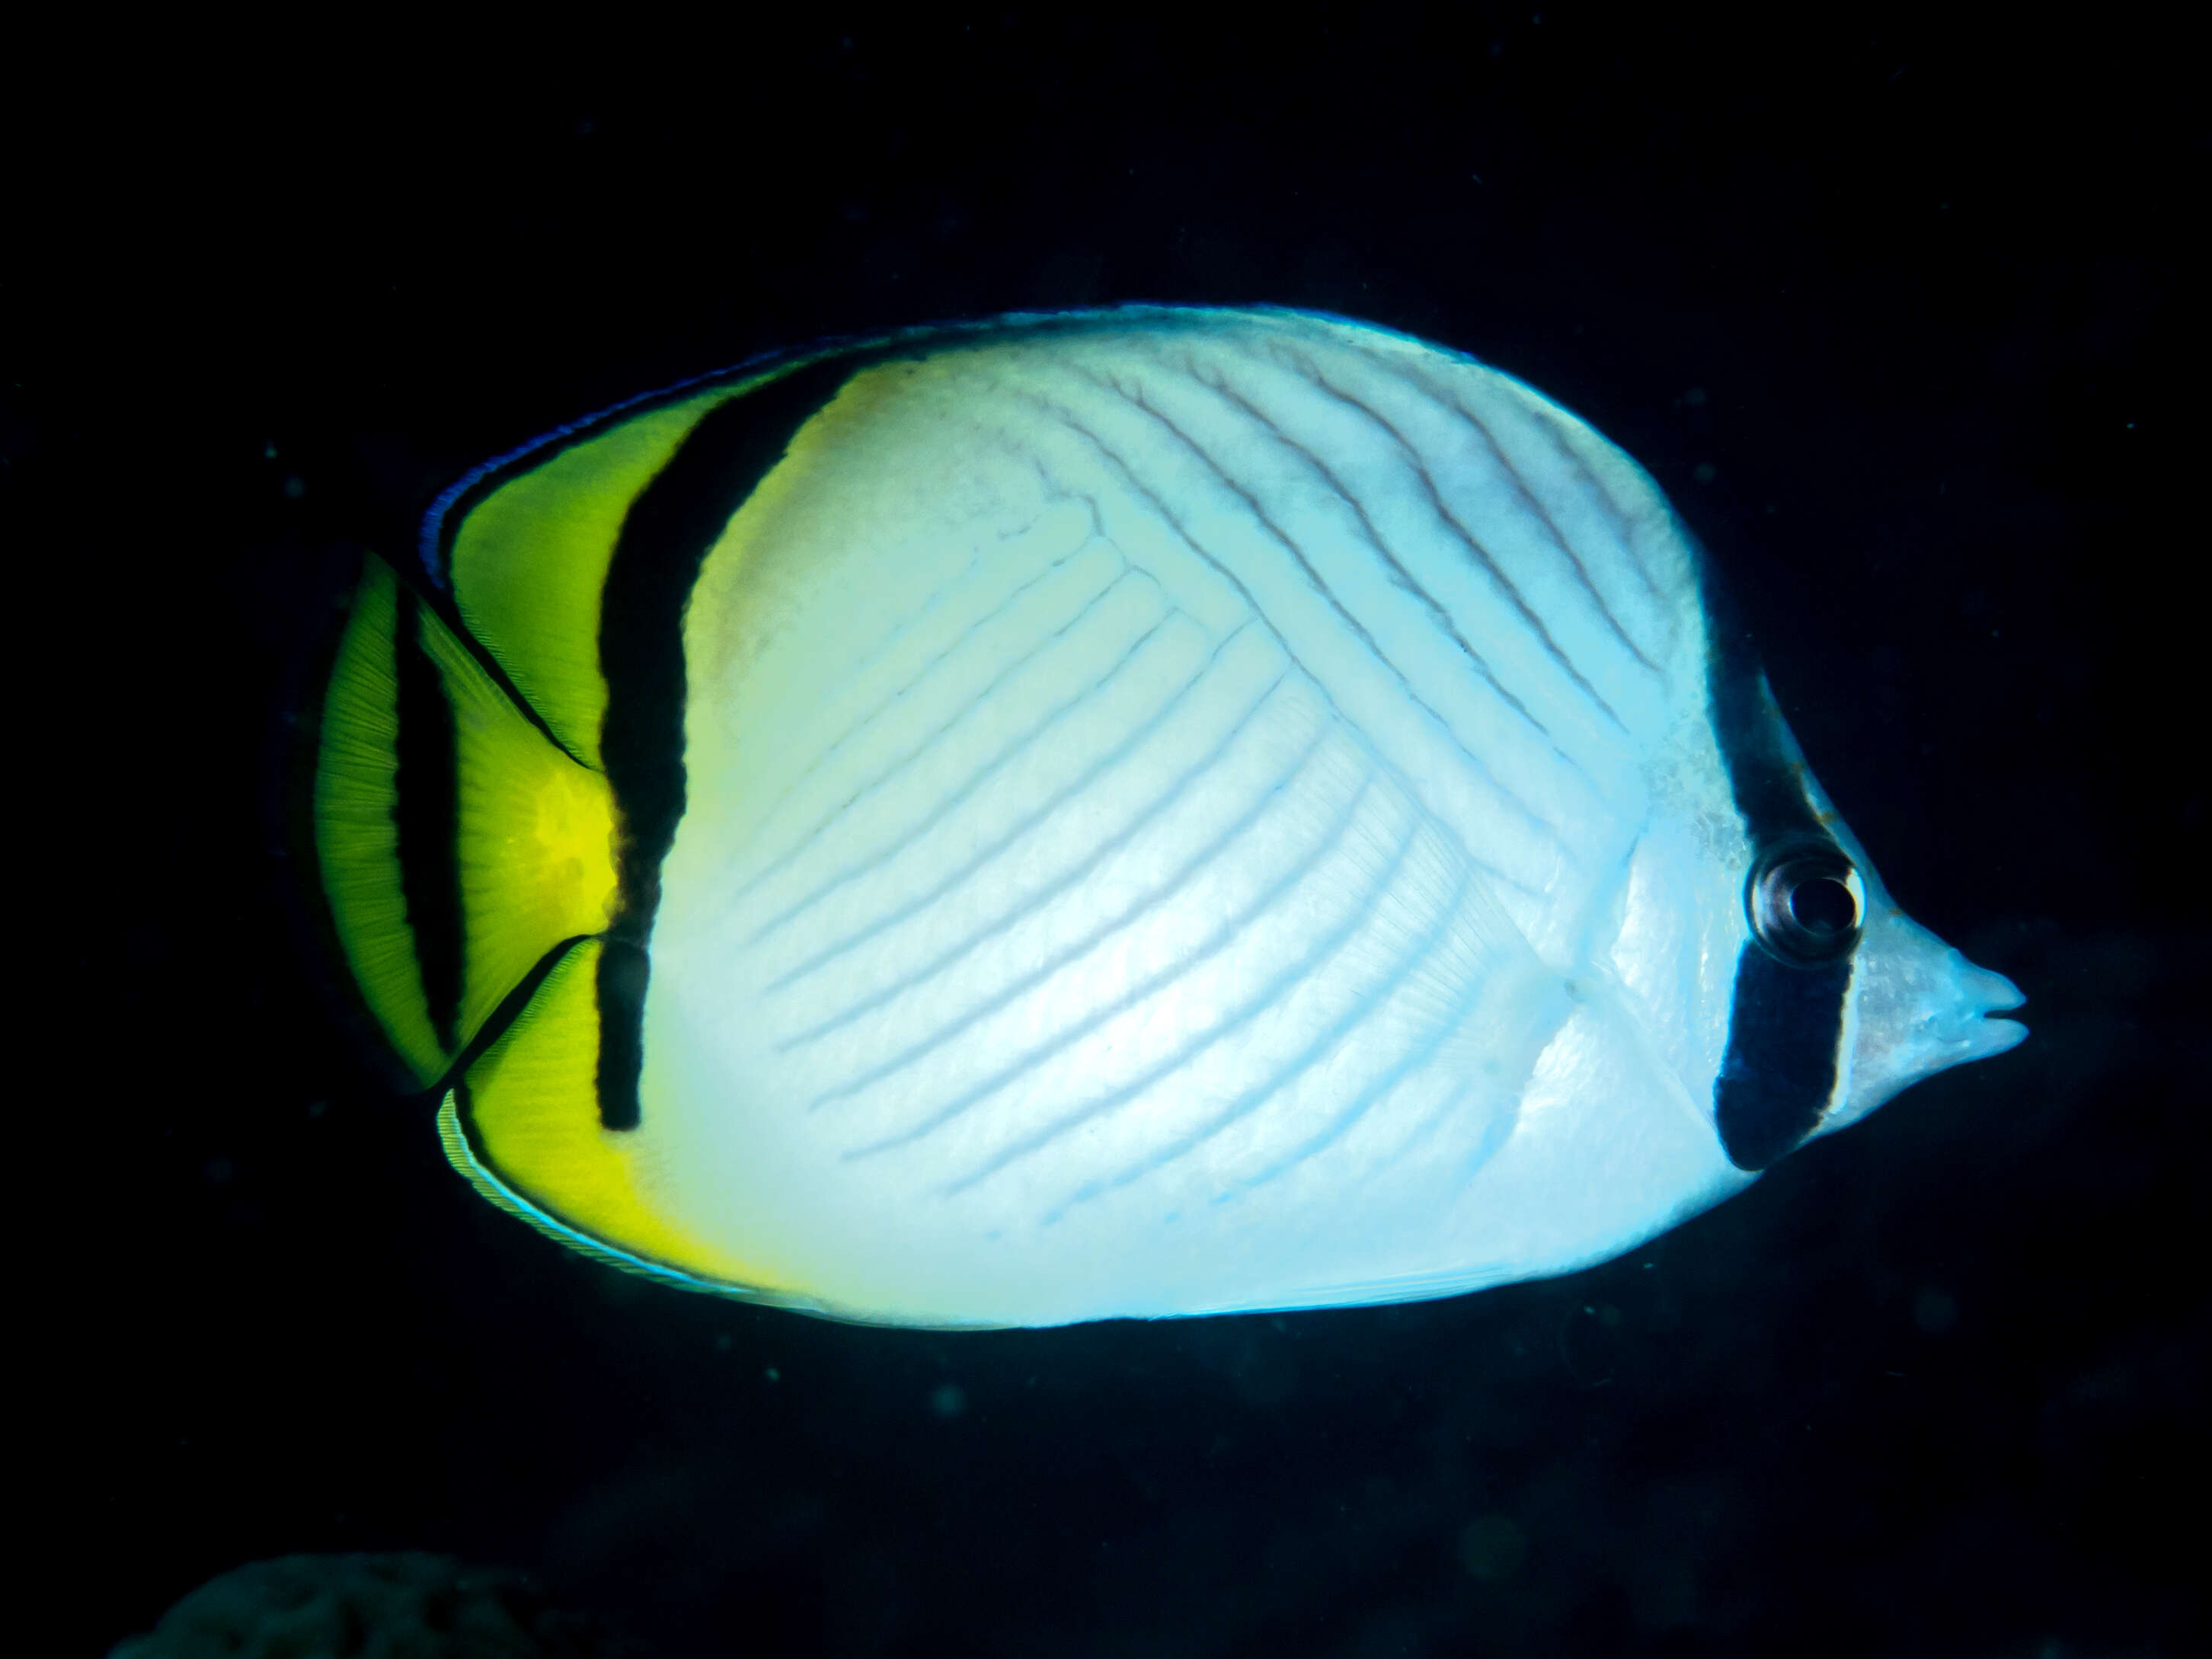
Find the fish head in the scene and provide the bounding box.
[1697,669,2028,1172]
[1809,806,2028,1141]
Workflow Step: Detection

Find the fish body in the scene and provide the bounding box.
[309,307,2025,1327]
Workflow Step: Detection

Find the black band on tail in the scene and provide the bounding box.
[393,590,464,1052]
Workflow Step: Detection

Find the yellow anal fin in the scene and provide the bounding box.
[441,938,771,1290]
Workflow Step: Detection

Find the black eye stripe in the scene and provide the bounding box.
[1692,543,1860,1172]
[1715,955,1852,1172]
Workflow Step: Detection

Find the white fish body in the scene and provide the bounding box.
[312,308,2026,1327]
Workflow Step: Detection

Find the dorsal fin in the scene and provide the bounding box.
[440,387,750,768]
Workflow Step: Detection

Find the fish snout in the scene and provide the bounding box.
[1821,911,2028,1136]
[1942,957,2028,1066]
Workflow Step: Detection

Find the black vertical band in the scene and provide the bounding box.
[592,356,868,1130]
[593,940,651,1132]
[1698,555,1830,849]
[1693,539,1857,1172]
[1715,954,1850,1171]
[393,590,464,1052]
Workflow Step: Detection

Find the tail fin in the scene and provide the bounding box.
[311,556,619,1086]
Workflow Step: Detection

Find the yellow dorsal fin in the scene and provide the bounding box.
[444,387,747,768]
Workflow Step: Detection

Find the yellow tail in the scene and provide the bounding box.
[310,557,620,1087]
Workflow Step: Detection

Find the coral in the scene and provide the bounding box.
[110,1552,649,1658]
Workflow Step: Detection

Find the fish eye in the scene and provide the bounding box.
[1748,842,1863,965]
[1790,875,1857,936]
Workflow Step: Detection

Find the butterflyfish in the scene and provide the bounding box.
[307,307,2026,1328]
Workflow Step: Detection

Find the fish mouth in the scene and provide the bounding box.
[1964,1012,2030,1062]
[1955,963,2028,1062]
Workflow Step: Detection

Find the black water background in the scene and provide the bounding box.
[14,14,2204,1657]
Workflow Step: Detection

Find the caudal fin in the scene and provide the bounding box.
[310,556,620,1086]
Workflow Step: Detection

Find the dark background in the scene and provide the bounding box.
[14,11,2205,1657]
